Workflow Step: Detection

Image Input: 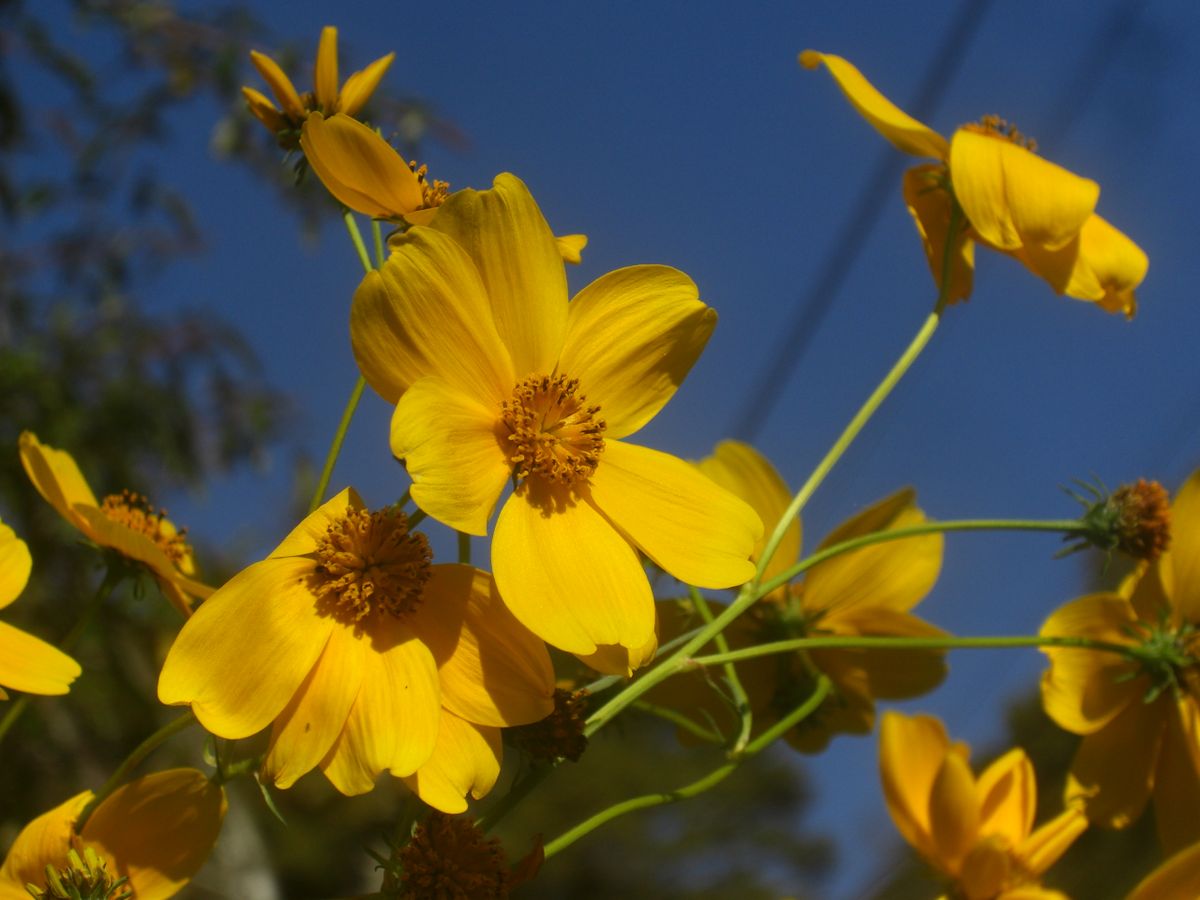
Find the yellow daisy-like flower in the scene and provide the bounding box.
[18,432,212,618]
[801,50,1148,316]
[350,174,761,673]
[0,768,226,900]
[0,519,80,700]
[158,488,554,808]
[656,441,945,750]
[880,712,1087,900]
[1127,840,1200,900]
[243,25,393,145]
[1039,468,1200,853]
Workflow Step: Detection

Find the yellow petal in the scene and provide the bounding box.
[390,377,510,536]
[902,164,974,303]
[0,621,81,696]
[0,521,31,611]
[825,608,947,699]
[241,86,287,133]
[401,712,502,814]
[300,112,423,219]
[492,483,654,656]
[799,51,948,159]
[270,487,363,559]
[350,226,515,404]
[928,750,981,867]
[556,233,587,265]
[949,128,1098,252]
[408,564,554,727]
[975,748,1036,847]
[18,432,98,534]
[558,265,715,440]
[314,26,339,111]
[262,623,366,789]
[82,768,226,900]
[589,440,759,589]
[74,505,181,584]
[0,792,88,888]
[879,711,953,860]
[1015,808,1087,877]
[959,837,1011,900]
[1127,839,1200,900]
[249,49,304,119]
[1169,468,1200,624]
[1152,700,1200,854]
[576,627,659,677]
[338,52,394,117]
[157,557,334,739]
[428,173,568,377]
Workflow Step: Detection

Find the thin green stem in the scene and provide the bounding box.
[690,587,751,752]
[343,211,372,274]
[308,375,367,513]
[457,532,471,565]
[631,700,724,744]
[371,218,385,268]
[74,710,197,832]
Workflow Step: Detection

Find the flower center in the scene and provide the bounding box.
[962,114,1038,152]
[309,507,431,626]
[385,813,509,899]
[500,374,606,486]
[99,490,192,568]
[409,160,450,209]
[29,847,130,900]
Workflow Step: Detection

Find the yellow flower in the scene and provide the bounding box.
[1039,467,1200,852]
[801,51,1148,316]
[880,711,1086,900]
[243,25,393,144]
[1127,840,1200,900]
[0,519,80,699]
[350,174,761,673]
[18,432,212,618]
[157,488,555,808]
[0,768,226,900]
[656,441,945,750]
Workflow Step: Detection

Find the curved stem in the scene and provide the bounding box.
[690,587,751,752]
[344,211,372,273]
[371,218,385,268]
[631,700,724,744]
[308,375,367,513]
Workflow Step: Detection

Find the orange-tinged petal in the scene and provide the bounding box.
[959,837,1011,900]
[301,112,423,219]
[1169,468,1200,624]
[157,557,334,739]
[271,486,363,558]
[799,51,948,159]
[74,505,180,582]
[949,128,1098,252]
[576,627,660,677]
[880,712,952,860]
[929,750,981,866]
[589,440,759,589]
[0,521,31,611]
[408,564,554,727]
[351,226,515,405]
[390,377,510,536]
[0,792,88,888]
[558,265,715,440]
[555,233,587,264]
[976,748,1036,847]
[0,621,81,696]
[1152,700,1200,853]
[1015,808,1087,877]
[903,164,974,303]
[241,86,288,132]
[401,712,502,814]
[249,49,304,118]
[314,26,339,111]
[824,608,947,699]
[492,483,654,656]
[82,769,226,900]
[1127,839,1200,900]
[338,52,394,117]
[429,174,568,377]
[18,432,98,532]
[262,622,365,789]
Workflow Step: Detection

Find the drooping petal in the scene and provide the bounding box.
[799,51,949,159]
[241,86,288,132]
[949,128,1098,252]
[558,265,715,440]
[0,521,31,611]
[1152,700,1200,853]
[880,712,952,860]
[1127,839,1200,900]
[1169,468,1200,624]
[975,748,1036,847]
[390,377,510,536]
[18,432,98,532]
[407,564,554,727]
[0,621,81,696]
[313,26,339,111]
[271,487,364,559]
[301,112,424,220]
[928,751,981,867]
[249,50,305,118]
[1015,808,1087,877]
[338,52,395,117]
[589,441,759,589]
[576,627,660,677]
[350,227,515,404]
[157,557,334,739]
[492,483,654,656]
[429,173,568,376]
[262,623,366,789]
[82,769,226,900]
[902,164,974,303]
[73,506,183,583]
[0,792,88,889]
[401,713,502,814]
[555,233,588,265]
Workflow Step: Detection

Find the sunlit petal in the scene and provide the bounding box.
[401,713,502,814]
[249,50,304,118]
[555,233,587,265]
[313,26,339,111]
[928,751,980,865]
[301,112,423,220]
[18,431,98,532]
[0,621,81,696]
[271,487,363,558]
[1169,468,1200,624]
[0,792,88,888]
[976,748,1036,847]
[241,86,287,132]
[0,522,31,611]
[1015,808,1087,877]
[339,53,394,117]
[902,164,974,303]
[880,712,951,860]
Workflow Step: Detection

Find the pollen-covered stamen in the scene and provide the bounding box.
[962,113,1038,152]
[500,374,606,486]
[409,160,450,209]
[1110,480,1172,561]
[100,489,193,567]
[310,507,431,625]
[27,846,131,900]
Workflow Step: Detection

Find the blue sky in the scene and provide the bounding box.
[48,0,1200,894]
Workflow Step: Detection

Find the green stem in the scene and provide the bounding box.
[631,700,724,744]
[308,375,367,514]
[690,587,751,752]
[344,211,372,274]
[74,710,197,832]
[372,218,385,268]
[457,532,471,565]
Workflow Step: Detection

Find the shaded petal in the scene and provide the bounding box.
[157,557,334,739]
[241,86,287,132]
[903,164,974,304]
[1015,808,1087,877]
[799,51,948,159]
[401,712,502,814]
[1170,468,1200,624]
[82,769,226,900]
[0,792,87,888]
[1127,839,1200,900]
[18,432,98,533]
[880,711,952,860]
[0,522,31,611]
[271,487,363,558]
[492,483,654,656]
[0,621,81,696]
[559,265,715,440]
[590,441,759,589]
[351,227,514,404]
[824,608,947,699]
[391,378,510,536]
[249,50,304,118]
[74,506,182,582]
[556,233,587,265]
[339,52,394,117]
[301,112,423,219]
[262,623,365,789]
[408,564,554,727]
[959,837,1011,900]
[314,26,339,111]
[928,749,980,866]
[1152,700,1200,854]
[976,748,1036,847]
[576,628,659,677]
[949,128,1098,252]
[429,173,567,376]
